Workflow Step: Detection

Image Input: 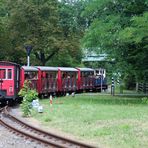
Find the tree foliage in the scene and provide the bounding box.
[49,0,86,66]
[0,0,11,61]
[6,0,64,65]
[82,0,148,81]
[0,0,83,66]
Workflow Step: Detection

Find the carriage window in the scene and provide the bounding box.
[47,72,57,79]
[0,69,6,79]
[25,72,38,80]
[100,70,102,74]
[8,69,12,79]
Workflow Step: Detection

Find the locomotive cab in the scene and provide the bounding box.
[94,68,108,91]
[0,61,20,102]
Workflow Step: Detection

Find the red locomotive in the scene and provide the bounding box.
[0,61,107,104]
[0,61,20,102]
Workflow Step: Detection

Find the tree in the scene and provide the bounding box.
[6,0,64,65]
[0,0,84,66]
[82,0,148,82]
[56,0,87,66]
[0,0,10,60]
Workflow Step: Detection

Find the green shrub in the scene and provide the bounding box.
[141,97,148,104]
[19,80,39,116]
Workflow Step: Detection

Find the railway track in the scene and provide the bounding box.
[0,106,96,148]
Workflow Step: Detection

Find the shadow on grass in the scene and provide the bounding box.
[76,96,144,105]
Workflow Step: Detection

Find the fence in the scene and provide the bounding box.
[137,83,148,94]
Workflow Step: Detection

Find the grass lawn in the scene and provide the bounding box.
[31,94,148,148]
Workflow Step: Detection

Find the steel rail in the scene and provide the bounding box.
[1,106,97,148]
[0,119,67,148]
[0,108,3,112]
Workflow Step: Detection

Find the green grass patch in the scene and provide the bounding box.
[31,95,148,148]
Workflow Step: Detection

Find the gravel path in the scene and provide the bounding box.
[0,125,45,148]
[0,106,46,148]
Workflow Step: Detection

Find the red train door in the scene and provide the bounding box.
[0,69,5,90]
[0,67,14,97]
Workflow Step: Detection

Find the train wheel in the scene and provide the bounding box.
[7,99,15,106]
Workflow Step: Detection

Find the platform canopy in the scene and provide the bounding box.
[82,53,108,62]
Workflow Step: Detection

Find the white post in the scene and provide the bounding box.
[101,75,102,92]
[25,45,32,67]
[27,56,30,66]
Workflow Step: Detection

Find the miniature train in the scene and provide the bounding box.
[0,61,107,103]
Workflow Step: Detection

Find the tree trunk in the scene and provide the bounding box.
[34,51,46,66]
[34,49,60,66]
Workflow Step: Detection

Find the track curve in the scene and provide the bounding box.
[0,106,97,148]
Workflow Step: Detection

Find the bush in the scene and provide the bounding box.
[19,80,39,116]
[124,74,136,90]
[141,97,148,104]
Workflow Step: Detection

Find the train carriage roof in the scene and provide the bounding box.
[77,68,94,72]
[58,67,78,72]
[36,66,58,71]
[22,66,38,72]
[0,61,20,67]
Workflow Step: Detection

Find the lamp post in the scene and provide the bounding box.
[25,45,32,66]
